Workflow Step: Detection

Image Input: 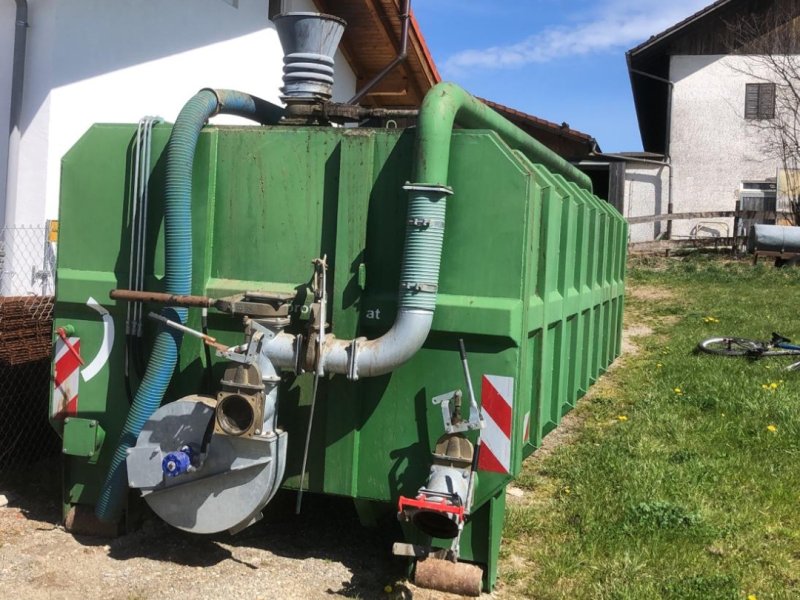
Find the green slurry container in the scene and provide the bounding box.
[51,82,626,592]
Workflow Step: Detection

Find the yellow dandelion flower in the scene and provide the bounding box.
[673,387,682,394]
[384,585,393,593]
[770,382,778,389]
[617,415,628,422]
[767,424,778,433]
[762,384,769,389]
[748,594,758,600]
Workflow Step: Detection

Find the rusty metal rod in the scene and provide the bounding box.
[110,289,214,308]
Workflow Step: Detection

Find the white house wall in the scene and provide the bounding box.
[1,0,357,230]
[669,54,780,239]
[0,1,17,225]
[623,162,670,243]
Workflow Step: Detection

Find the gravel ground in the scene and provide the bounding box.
[0,461,496,600]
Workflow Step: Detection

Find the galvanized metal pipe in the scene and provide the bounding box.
[628,67,675,239]
[2,0,29,229]
[348,0,411,105]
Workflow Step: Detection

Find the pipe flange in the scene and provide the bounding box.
[347,336,367,381]
[293,333,305,375]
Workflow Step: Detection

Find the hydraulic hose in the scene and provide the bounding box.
[95,89,284,522]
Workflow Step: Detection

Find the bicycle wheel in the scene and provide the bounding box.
[697,337,766,356]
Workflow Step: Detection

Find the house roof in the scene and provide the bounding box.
[308,2,596,159]
[627,0,800,153]
[628,0,735,58]
[312,0,441,107]
[479,98,599,159]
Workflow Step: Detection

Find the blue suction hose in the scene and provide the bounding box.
[95,90,283,522]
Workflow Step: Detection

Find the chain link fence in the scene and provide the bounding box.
[0,225,60,477]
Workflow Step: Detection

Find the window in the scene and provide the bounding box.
[745,83,776,120]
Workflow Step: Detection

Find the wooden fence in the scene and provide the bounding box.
[626,209,793,253]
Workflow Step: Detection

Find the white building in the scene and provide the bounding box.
[624,0,797,243]
[0,0,438,293]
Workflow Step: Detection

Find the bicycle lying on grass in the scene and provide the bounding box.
[698,332,800,370]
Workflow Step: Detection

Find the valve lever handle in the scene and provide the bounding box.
[56,327,85,366]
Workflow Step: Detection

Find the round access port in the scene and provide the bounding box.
[216,394,255,436]
[412,508,460,539]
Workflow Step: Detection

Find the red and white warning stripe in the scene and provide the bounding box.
[477,374,515,474]
[52,336,81,419]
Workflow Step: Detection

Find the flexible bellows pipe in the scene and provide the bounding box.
[400,185,448,311]
[95,90,283,522]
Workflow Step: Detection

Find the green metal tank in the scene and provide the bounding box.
[50,53,626,592]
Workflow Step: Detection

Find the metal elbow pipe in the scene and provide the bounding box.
[415,82,592,191]
[318,310,433,378]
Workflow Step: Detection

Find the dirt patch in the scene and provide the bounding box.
[621,324,654,355]
[521,409,585,470]
[0,462,495,600]
[627,285,676,303]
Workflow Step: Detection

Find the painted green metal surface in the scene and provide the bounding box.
[52,121,626,587]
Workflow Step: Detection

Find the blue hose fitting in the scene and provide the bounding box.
[162,447,193,478]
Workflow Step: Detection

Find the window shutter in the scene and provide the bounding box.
[759,83,776,119]
[745,83,776,119]
[745,84,760,119]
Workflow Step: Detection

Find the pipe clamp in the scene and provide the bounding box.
[199,88,224,117]
[401,282,438,293]
[347,337,367,381]
[403,182,454,196]
[407,218,444,230]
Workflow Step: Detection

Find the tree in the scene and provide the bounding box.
[726,1,800,224]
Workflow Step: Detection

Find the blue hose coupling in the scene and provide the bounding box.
[162,446,193,478]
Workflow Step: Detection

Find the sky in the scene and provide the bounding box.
[412,0,712,152]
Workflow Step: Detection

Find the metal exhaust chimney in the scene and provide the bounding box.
[273,12,346,104]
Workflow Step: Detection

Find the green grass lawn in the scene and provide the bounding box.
[499,254,800,600]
